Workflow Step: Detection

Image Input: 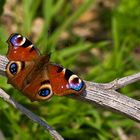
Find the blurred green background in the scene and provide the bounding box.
[0,0,140,139]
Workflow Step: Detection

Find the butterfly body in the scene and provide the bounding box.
[6,33,86,101]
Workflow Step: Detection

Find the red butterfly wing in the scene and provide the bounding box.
[47,63,86,96]
[7,33,40,61]
[22,69,53,101]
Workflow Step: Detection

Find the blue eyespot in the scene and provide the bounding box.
[9,63,18,75]
[38,88,50,97]
[68,75,84,91]
[10,33,23,47]
[69,81,84,91]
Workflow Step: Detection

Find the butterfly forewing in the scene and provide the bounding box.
[47,63,86,96]
[7,33,40,61]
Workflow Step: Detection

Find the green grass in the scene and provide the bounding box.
[0,0,140,139]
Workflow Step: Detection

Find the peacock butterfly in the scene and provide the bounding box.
[6,33,86,101]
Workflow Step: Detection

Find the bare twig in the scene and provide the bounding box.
[1,54,140,139]
[74,81,140,122]
[0,88,64,140]
[91,72,140,90]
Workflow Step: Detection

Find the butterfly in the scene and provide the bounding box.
[5,33,86,101]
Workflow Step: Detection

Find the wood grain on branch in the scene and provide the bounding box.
[0,54,140,139]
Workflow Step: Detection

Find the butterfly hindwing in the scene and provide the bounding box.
[22,68,53,101]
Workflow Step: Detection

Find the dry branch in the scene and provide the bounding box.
[0,54,140,139]
[77,81,140,122]
[0,88,64,140]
